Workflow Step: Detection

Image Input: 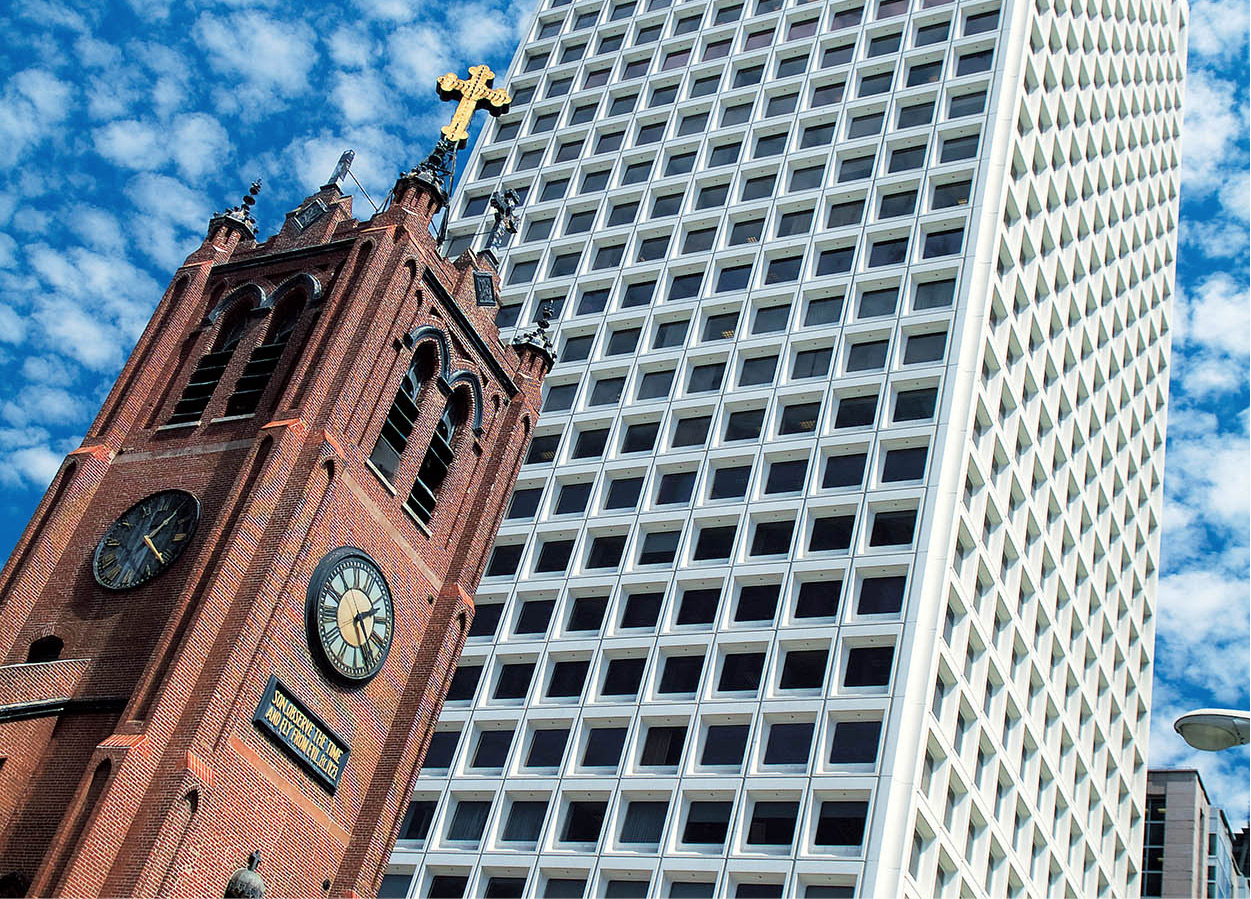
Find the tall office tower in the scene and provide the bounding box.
[1141,770,1249,899]
[385,0,1187,895]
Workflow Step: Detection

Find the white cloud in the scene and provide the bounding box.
[170,113,232,179]
[386,25,446,95]
[8,445,63,489]
[0,68,73,161]
[327,26,374,69]
[193,12,318,103]
[1181,70,1246,198]
[1187,0,1251,63]
[66,206,126,254]
[332,71,396,125]
[1174,272,1251,361]
[93,119,165,170]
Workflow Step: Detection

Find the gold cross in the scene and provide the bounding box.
[436,64,512,147]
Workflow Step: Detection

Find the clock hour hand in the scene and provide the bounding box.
[142,535,166,565]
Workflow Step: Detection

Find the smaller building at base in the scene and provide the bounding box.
[1141,769,1249,899]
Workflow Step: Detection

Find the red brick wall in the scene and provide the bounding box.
[0,176,549,897]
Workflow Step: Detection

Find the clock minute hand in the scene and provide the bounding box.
[147,511,178,540]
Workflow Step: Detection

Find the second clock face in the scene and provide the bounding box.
[92,490,200,590]
[306,548,394,685]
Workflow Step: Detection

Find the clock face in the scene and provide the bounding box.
[93,490,200,590]
[305,548,394,685]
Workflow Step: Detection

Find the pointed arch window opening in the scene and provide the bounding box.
[370,346,437,483]
[406,396,463,525]
[224,295,306,417]
[167,310,250,426]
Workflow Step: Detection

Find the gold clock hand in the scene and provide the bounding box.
[147,511,178,540]
[142,535,166,565]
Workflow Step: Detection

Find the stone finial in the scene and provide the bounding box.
[485,188,522,251]
[223,850,265,899]
[210,180,262,240]
[511,299,557,367]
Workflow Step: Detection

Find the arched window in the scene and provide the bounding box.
[27,635,63,663]
[167,311,249,426]
[224,297,305,417]
[405,397,463,525]
[370,346,436,483]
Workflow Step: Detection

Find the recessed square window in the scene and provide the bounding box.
[868,31,902,55]
[839,155,874,182]
[823,452,867,488]
[764,722,814,765]
[603,657,646,696]
[622,591,663,628]
[754,304,790,333]
[730,219,764,245]
[667,272,703,301]
[755,133,787,158]
[639,529,681,563]
[536,539,575,572]
[889,145,926,172]
[949,91,986,117]
[904,332,947,364]
[469,603,504,637]
[666,152,696,175]
[621,801,668,843]
[897,101,934,128]
[705,38,732,60]
[907,60,943,86]
[932,180,971,209]
[641,725,687,766]
[507,488,542,520]
[691,75,721,98]
[621,163,653,188]
[637,235,670,262]
[740,356,778,387]
[447,799,491,841]
[830,720,883,764]
[688,362,725,393]
[423,729,461,768]
[683,801,732,845]
[588,535,626,569]
[543,383,577,412]
[747,801,800,847]
[495,662,535,699]
[816,247,854,275]
[858,575,906,614]
[869,237,909,267]
[741,175,776,202]
[673,414,711,446]
[517,598,556,634]
[525,218,554,242]
[487,543,524,576]
[590,377,625,406]
[447,664,482,701]
[607,327,641,357]
[719,652,765,691]
[427,875,469,898]
[573,428,608,458]
[400,799,436,841]
[795,580,842,618]
[502,800,547,842]
[801,122,836,149]
[883,446,928,481]
[870,509,916,545]
[555,483,591,515]
[780,402,820,435]
[813,79,846,105]
[776,53,808,77]
[858,287,898,318]
[834,395,877,429]
[562,800,608,843]
[751,520,794,556]
[915,279,956,309]
[653,321,689,350]
[548,659,589,697]
[733,65,764,88]
[923,228,964,257]
[698,184,730,210]
[568,596,607,632]
[810,515,854,551]
[659,655,704,693]
[766,255,803,285]
[683,228,716,253]
[725,408,765,441]
[702,724,750,765]
[917,21,950,44]
[583,727,626,767]
[859,70,894,96]
[827,199,864,227]
[711,465,751,499]
[894,387,937,421]
[677,587,721,624]
[844,646,894,687]
[815,801,869,846]
[709,143,741,168]
[957,49,994,75]
[766,93,798,117]
[545,879,586,899]
[735,583,780,621]
[847,340,889,371]
[879,190,917,217]
[620,422,657,454]
[848,111,884,138]
[717,264,754,292]
[765,459,807,494]
[793,347,832,379]
[638,368,675,400]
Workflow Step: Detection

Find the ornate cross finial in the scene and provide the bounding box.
[325,149,354,188]
[436,64,511,147]
[486,188,522,251]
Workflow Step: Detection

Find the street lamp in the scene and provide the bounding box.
[1173,709,1251,752]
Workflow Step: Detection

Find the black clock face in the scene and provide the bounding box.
[92,490,200,590]
[305,548,394,685]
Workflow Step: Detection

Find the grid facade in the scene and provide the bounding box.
[384,0,1186,894]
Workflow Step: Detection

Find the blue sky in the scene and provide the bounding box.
[0,0,1246,824]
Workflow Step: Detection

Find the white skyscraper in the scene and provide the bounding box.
[383,0,1187,894]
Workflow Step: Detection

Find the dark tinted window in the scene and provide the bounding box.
[701,724,749,765]
[583,727,627,766]
[763,722,814,765]
[568,596,607,632]
[622,591,663,628]
[795,580,841,618]
[824,453,867,487]
[829,720,883,763]
[677,587,721,624]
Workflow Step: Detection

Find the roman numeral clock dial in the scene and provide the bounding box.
[305,548,395,685]
[92,490,200,590]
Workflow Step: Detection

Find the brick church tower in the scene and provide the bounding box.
[0,82,550,896]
